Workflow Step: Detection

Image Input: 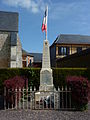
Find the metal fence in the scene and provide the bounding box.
[4,86,74,110]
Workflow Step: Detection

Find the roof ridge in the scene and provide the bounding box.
[30,52,42,54]
[52,34,90,45]
[59,34,90,37]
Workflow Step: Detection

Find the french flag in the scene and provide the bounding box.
[42,7,48,32]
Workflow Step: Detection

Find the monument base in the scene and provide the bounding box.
[39,84,54,91]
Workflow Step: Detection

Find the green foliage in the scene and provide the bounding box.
[53,68,88,89]
[66,76,88,111]
[0,68,90,93]
[0,68,40,93]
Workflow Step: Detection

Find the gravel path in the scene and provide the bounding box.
[0,109,90,120]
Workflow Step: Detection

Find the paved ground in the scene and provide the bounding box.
[0,102,90,120]
[0,109,90,120]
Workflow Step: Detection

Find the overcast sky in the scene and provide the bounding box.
[0,0,90,53]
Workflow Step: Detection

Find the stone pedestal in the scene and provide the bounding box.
[40,68,54,91]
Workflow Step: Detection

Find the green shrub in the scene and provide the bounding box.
[4,76,27,89]
[53,68,89,89]
[66,76,88,111]
[0,68,90,93]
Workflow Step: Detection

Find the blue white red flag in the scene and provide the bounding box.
[42,7,48,32]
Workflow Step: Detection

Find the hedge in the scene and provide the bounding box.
[0,68,90,93]
[53,68,90,89]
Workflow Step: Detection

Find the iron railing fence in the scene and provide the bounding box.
[4,86,75,110]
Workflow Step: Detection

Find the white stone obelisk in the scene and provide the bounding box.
[39,6,54,91]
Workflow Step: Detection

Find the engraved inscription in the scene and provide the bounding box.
[41,70,52,85]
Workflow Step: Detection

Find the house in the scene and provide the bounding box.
[0,11,22,68]
[50,34,90,67]
[22,50,34,67]
[56,48,90,68]
[22,50,42,68]
[30,53,42,68]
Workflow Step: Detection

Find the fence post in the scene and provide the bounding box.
[30,86,33,109]
[65,86,67,109]
[54,91,56,109]
[69,87,71,109]
[28,87,30,109]
[7,89,10,109]
[50,93,51,109]
[11,88,14,109]
[4,87,6,110]
[23,87,24,109]
[26,87,28,109]
[62,86,64,109]
[19,88,21,109]
[39,92,40,109]
[58,87,60,110]
[34,86,36,110]
[15,88,17,109]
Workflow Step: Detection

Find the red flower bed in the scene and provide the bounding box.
[66,76,88,110]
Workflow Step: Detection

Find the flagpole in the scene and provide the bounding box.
[41,6,48,40]
[46,30,47,40]
[46,6,48,40]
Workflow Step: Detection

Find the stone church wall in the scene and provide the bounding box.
[0,32,10,68]
[17,35,22,68]
[0,32,22,68]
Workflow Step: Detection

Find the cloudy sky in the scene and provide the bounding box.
[0,0,90,53]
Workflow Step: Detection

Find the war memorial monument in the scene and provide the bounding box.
[40,6,54,92]
[35,7,55,103]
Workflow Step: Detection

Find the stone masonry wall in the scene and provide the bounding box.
[0,32,22,68]
[0,32,10,68]
[17,35,22,68]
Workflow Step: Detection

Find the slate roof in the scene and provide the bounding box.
[54,34,90,45]
[0,11,18,32]
[30,53,42,62]
[22,49,33,57]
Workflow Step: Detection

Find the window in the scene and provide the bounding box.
[58,47,69,55]
[77,47,82,53]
